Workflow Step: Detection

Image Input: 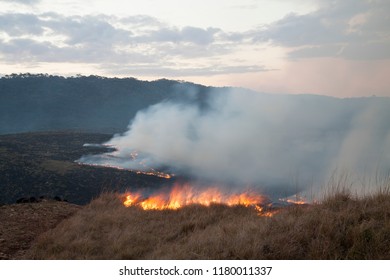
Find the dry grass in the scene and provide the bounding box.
[0,200,81,259]
[24,190,390,260]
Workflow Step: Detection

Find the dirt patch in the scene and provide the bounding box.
[0,200,81,259]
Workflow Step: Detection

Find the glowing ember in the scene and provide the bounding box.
[134,170,172,179]
[279,196,307,205]
[78,148,174,179]
[130,151,173,178]
[77,161,173,179]
[122,184,275,216]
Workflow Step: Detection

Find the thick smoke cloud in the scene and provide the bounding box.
[80,90,390,197]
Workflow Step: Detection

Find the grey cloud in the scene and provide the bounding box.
[40,13,221,47]
[0,12,224,50]
[0,38,53,58]
[0,13,131,64]
[0,38,72,62]
[0,13,44,36]
[0,12,256,74]
[221,31,247,42]
[290,42,390,60]
[0,37,153,64]
[40,14,132,46]
[181,26,220,45]
[256,13,332,46]
[254,0,390,60]
[288,45,345,59]
[1,1,388,66]
[343,42,390,60]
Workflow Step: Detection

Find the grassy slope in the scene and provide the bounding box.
[24,190,390,260]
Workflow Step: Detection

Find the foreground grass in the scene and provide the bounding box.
[25,191,390,259]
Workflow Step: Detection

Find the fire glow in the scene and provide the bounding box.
[122,184,276,216]
[76,148,174,179]
[77,161,172,178]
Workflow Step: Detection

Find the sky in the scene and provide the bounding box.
[0,0,389,97]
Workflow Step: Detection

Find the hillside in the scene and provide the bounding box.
[3,73,387,137]
[0,74,214,134]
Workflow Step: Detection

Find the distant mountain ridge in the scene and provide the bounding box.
[0,73,217,134]
[1,73,389,137]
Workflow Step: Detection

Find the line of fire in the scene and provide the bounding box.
[121,184,306,217]
[79,146,308,217]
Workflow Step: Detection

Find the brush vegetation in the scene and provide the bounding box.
[25,188,390,260]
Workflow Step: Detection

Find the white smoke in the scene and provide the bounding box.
[79,89,390,197]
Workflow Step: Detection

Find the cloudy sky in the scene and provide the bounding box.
[0,0,389,97]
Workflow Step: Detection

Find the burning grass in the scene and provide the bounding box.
[122,184,268,212]
[24,188,390,260]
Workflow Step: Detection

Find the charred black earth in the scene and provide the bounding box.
[0,131,175,205]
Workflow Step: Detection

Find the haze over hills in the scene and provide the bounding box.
[1,73,389,136]
[0,73,220,135]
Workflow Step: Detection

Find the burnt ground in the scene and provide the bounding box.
[0,200,81,259]
[0,131,174,205]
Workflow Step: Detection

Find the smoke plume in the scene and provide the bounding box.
[79,89,390,197]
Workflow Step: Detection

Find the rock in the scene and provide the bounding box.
[29,197,38,203]
[16,197,29,204]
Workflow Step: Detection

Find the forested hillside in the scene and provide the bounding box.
[0,74,213,134]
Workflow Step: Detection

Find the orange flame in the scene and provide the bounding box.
[279,196,308,205]
[122,184,275,216]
